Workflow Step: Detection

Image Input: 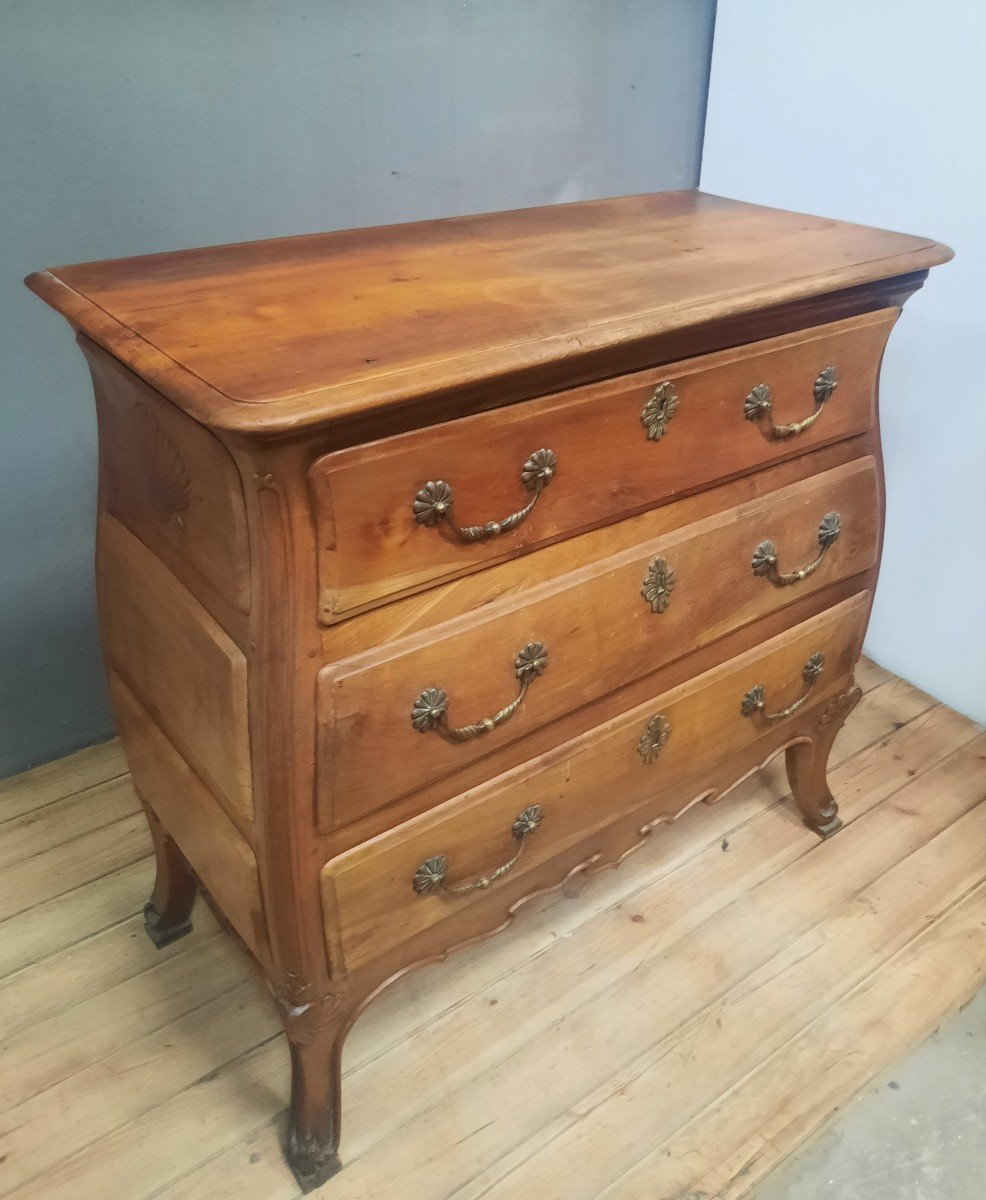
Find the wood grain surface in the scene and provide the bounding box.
[317,463,878,826]
[21,191,954,1191]
[84,340,252,637]
[0,663,981,1199]
[310,310,894,618]
[98,517,253,825]
[25,192,951,434]
[323,594,869,969]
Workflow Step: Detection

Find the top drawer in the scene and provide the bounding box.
[310,309,897,622]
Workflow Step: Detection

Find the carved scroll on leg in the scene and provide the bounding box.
[785,683,863,839]
[141,800,197,948]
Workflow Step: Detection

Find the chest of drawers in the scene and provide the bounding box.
[27,191,950,1189]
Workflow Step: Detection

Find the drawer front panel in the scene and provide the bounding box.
[310,309,896,621]
[317,457,879,826]
[321,593,869,971]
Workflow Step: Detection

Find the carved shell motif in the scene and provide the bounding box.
[128,403,192,529]
[268,972,350,1047]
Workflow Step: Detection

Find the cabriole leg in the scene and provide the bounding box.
[275,986,353,1192]
[785,683,863,839]
[141,799,197,947]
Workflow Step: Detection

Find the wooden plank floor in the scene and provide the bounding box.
[1,659,984,1200]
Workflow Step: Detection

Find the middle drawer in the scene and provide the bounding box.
[317,455,878,827]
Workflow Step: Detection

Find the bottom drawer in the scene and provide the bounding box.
[321,593,869,971]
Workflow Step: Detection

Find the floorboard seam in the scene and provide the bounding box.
[0,771,131,829]
[0,840,152,925]
[583,872,986,1200]
[333,737,986,1185]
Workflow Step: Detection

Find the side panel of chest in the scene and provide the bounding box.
[82,338,251,640]
[98,515,254,825]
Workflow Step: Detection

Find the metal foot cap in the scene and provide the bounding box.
[286,1137,342,1193]
[143,901,193,949]
[805,813,843,841]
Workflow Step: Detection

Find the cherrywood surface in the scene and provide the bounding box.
[109,676,269,964]
[317,462,878,826]
[98,515,253,826]
[320,433,876,660]
[25,192,950,435]
[322,575,880,861]
[0,666,982,1200]
[22,193,953,1190]
[311,310,893,618]
[85,339,252,640]
[324,595,868,969]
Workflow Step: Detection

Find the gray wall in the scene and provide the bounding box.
[0,0,716,779]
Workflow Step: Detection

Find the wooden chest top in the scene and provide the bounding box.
[26,191,949,435]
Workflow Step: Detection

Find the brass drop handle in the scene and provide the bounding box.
[412,805,543,896]
[412,449,556,542]
[744,367,838,439]
[411,642,548,743]
[752,512,841,588]
[741,653,825,724]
